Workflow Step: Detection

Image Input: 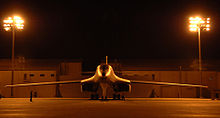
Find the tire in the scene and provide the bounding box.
[122,96,125,101]
[113,94,116,100]
[95,94,99,100]
[90,94,94,100]
[117,94,120,100]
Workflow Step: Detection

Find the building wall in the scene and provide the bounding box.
[58,62,83,98]
[0,62,83,98]
[122,71,220,98]
[0,71,12,97]
[0,71,56,98]
[217,73,220,90]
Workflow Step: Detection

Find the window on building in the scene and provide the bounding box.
[152,74,155,80]
[30,74,34,77]
[40,74,45,77]
[51,74,55,77]
[24,74,27,80]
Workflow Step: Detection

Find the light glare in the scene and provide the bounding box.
[4,27,11,31]
[200,21,205,23]
[190,28,197,31]
[3,16,24,31]
[189,16,210,32]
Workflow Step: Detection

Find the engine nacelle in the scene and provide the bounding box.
[112,82,131,92]
[81,82,99,92]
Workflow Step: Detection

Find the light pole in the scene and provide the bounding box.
[3,16,24,97]
[189,16,210,98]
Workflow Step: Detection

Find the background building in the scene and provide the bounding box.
[0,58,81,98]
[0,58,219,98]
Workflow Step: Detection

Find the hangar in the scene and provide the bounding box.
[0,58,219,98]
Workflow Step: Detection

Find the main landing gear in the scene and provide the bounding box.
[90,94,99,100]
[113,94,125,100]
[90,94,108,100]
[90,94,125,100]
[101,96,107,100]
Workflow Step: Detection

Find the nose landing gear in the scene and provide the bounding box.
[101,96,108,100]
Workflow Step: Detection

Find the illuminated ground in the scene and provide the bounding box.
[0,98,220,118]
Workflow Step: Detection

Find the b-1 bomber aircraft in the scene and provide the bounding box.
[6,56,209,100]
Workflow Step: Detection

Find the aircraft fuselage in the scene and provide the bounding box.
[81,64,131,99]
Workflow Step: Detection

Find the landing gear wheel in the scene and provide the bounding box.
[117,94,120,100]
[90,94,94,100]
[122,96,125,101]
[95,94,99,100]
[113,94,116,100]
[101,96,107,100]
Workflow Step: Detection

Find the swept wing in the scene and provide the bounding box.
[5,80,81,87]
[131,80,208,88]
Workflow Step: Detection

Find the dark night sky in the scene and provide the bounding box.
[0,0,220,63]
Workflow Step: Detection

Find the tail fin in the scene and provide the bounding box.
[106,56,108,65]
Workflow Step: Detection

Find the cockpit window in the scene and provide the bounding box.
[100,65,109,71]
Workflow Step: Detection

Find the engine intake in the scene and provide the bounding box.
[112,82,130,92]
[81,82,99,92]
